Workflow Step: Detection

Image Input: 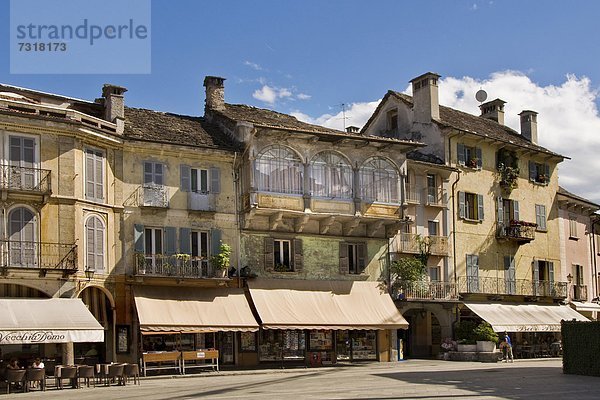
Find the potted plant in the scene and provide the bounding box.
[497,163,520,193]
[467,158,479,168]
[455,320,477,352]
[210,242,231,278]
[474,322,499,352]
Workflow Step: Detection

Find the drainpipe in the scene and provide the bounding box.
[449,133,461,339]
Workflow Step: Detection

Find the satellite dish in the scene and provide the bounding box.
[475,89,488,103]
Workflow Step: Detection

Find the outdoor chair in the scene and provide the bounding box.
[57,366,78,389]
[25,368,46,392]
[123,363,141,385]
[4,369,26,394]
[78,365,95,388]
[106,364,125,386]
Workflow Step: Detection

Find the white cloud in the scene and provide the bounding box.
[252,85,294,105]
[243,61,263,71]
[294,71,600,203]
[297,93,311,100]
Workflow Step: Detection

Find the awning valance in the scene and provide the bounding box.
[247,279,409,330]
[0,298,104,344]
[464,302,588,332]
[571,301,600,312]
[134,286,259,333]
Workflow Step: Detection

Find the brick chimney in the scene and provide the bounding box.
[519,110,538,144]
[410,72,440,123]
[102,84,127,122]
[479,98,506,125]
[204,76,226,111]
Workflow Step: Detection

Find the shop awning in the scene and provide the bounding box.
[464,302,589,332]
[134,286,259,333]
[247,279,409,330]
[571,301,600,312]
[0,298,104,344]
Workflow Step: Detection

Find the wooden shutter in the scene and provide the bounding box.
[95,152,103,200]
[512,200,519,221]
[86,218,95,270]
[475,147,482,169]
[180,165,191,192]
[457,143,465,165]
[357,243,366,272]
[293,238,303,272]
[210,229,222,256]
[210,167,221,194]
[179,228,191,254]
[339,242,349,274]
[164,227,177,256]
[532,260,539,282]
[539,205,546,230]
[85,150,94,199]
[95,219,104,271]
[477,194,484,221]
[458,191,465,219]
[497,196,504,223]
[264,237,274,270]
[548,262,554,282]
[529,161,536,181]
[134,224,145,252]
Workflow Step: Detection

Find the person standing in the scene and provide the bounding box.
[503,332,514,363]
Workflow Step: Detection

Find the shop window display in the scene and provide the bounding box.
[259,330,305,361]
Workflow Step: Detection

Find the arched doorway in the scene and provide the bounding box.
[78,286,114,363]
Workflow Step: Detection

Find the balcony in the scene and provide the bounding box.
[405,187,421,204]
[424,187,447,207]
[134,253,224,279]
[393,280,458,301]
[457,276,567,298]
[390,234,449,256]
[188,192,216,212]
[0,240,77,272]
[571,285,588,301]
[497,221,536,243]
[0,165,51,198]
[140,185,169,208]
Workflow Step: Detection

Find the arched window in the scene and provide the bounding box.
[8,207,36,266]
[310,152,353,199]
[255,145,303,194]
[359,157,399,203]
[85,215,105,272]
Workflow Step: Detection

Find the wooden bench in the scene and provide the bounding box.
[180,350,219,374]
[141,352,181,376]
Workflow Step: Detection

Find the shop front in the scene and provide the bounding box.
[247,279,409,366]
[133,286,259,369]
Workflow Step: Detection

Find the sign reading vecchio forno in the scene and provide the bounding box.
[0,298,104,344]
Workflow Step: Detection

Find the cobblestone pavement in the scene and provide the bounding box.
[12,358,600,399]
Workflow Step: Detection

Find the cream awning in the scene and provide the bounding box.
[134,286,259,333]
[571,301,600,312]
[0,298,104,344]
[464,302,589,332]
[247,279,409,330]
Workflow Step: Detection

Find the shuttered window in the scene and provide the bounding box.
[86,149,105,201]
[85,215,105,272]
[535,204,547,231]
[459,191,484,221]
[457,143,482,169]
[144,162,164,186]
[265,237,303,272]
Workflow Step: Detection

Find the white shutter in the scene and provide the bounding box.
[86,150,95,199]
[95,152,104,200]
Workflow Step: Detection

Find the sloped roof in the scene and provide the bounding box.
[557,186,600,209]
[124,107,238,150]
[362,90,564,159]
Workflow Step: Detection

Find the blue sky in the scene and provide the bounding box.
[2,0,600,201]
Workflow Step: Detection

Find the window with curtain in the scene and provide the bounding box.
[85,215,105,272]
[359,157,399,203]
[310,152,353,199]
[255,145,303,194]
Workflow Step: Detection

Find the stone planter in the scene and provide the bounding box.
[457,344,477,352]
[476,341,496,353]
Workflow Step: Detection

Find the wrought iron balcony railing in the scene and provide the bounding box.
[457,276,567,298]
[134,253,223,278]
[424,187,447,207]
[392,280,459,301]
[390,234,449,256]
[571,284,588,301]
[0,165,51,194]
[0,240,76,271]
[497,221,536,243]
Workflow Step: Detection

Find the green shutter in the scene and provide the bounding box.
[512,200,519,221]
[210,167,221,194]
[164,227,177,256]
[210,229,222,256]
[179,228,191,254]
[180,165,191,192]
[497,196,504,223]
[458,191,465,219]
[475,147,482,169]
[477,194,484,221]
[457,143,465,165]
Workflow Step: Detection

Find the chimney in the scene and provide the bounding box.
[519,110,538,144]
[346,126,360,134]
[479,98,506,125]
[102,84,127,122]
[204,76,226,111]
[410,72,440,123]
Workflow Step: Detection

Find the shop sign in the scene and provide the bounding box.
[0,330,66,344]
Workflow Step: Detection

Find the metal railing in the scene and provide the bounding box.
[405,187,421,204]
[134,253,223,278]
[140,185,169,208]
[571,285,588,301]
[390,234,449,256]
[392,280,458,301]
[0,240,76,271]
[497,222,536,242]
[0,165,51,194]
[424,187,447,207]
[456,276,567,298]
